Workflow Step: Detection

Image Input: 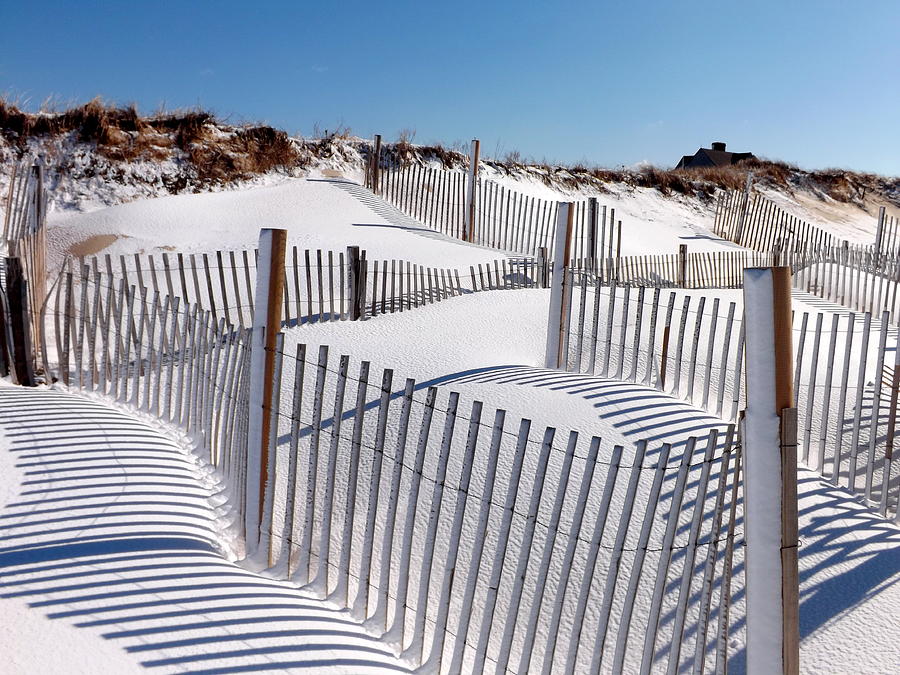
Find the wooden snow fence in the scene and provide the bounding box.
[714,190,900,324]
[787,244,900,324]
[86,247,548,329]
[252,342,744,674]
[568,250,776,289]
[44,261,747,674]
[875,209,900,258]
[368,161,624,260]
[560,274,900,520]
[46,267,252,526]
[713,188,841,254]
[1,161,49,379]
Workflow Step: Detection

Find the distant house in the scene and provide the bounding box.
[675,142,755,170]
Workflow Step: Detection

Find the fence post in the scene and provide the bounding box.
[875,206,886,250]
[370,134,382,193]
[587,197,599,264]
[537,246,549,288]
[659,325,671,389]
[464,138,480,243]
[32,160,46,233]
[544,203,575,368]
[246,228,287,551]
[677,244,688,288]
[0,288,9,378]
[347,245,365,320]
[735,172,754,243]
[742,265,799,675]
[874,206,886,264]
[5,257,36,386]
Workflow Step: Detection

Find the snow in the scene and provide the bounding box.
[481,167,745,256]
[3,167,900,674]
[276,289,728,451]
[0,384,410,674]
[44,179,513,277]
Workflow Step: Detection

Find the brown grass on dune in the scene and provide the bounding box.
[2,97,896,204]
[0,97,305,183]
[378,130,467,170]
[479,152,897,205]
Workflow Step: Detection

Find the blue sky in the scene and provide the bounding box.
[2,1,898,174]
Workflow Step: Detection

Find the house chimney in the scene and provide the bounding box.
[711,141,726,151]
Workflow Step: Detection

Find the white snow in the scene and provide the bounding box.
[44,179,514,276]
[2,169,899,674]
[0,384,410,674]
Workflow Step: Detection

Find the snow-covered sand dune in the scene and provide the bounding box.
[0,386,410,674]
[45,179,513,276]
[3,173,899,673]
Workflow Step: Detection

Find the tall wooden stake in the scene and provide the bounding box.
[371,134,382,193]
[544,203,575,368]
[742,265,799,675]
[735,171,754,243]
[0,286,9,378]
[464,139,480,243]
[347,246,364,320]
[678,244,688,288]
[247,228,287,550]
[5,257,36,386]
[587,197,599,264]
[874,206,886,268]
[537,246,549,288]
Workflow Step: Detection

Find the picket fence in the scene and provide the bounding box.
[713,187,843,253]
[50,268,252,530]
[876,209,900,256]
[44,264,746,674]
[559,272,900,520]
[1,161,48,378]
[715,188,900,324]
[368,162,624,260]
[569,249,776,289]
[786,244,900,324]
[84,248,547,331]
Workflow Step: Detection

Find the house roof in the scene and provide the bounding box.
[675,145,755,170]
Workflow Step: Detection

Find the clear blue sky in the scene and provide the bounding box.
[2,1,898,174]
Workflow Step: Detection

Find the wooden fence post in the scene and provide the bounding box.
[371,134,382,193]
[735,172,754,243]
[544,203,575,368]
[773,239,783,268]
[537,246,549,288]
[464,139,480,243]
[742,265,799,675]
[659,325,671,389]
[246,228,287,550]
[0,288,9,378]
[874,206,886,253]
[677,244,688,288]
[347,245,364,320]
[5,257,36,386]
[587,197,599,264]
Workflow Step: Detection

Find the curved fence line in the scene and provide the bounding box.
[367,162,624,259]
[1,161,48,381]
[559,271,900,520]
[713,188,900,323]
[80,248,548,331]
[38,266,745,674]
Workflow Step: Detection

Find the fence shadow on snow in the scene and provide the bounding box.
[0,387,411,673]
